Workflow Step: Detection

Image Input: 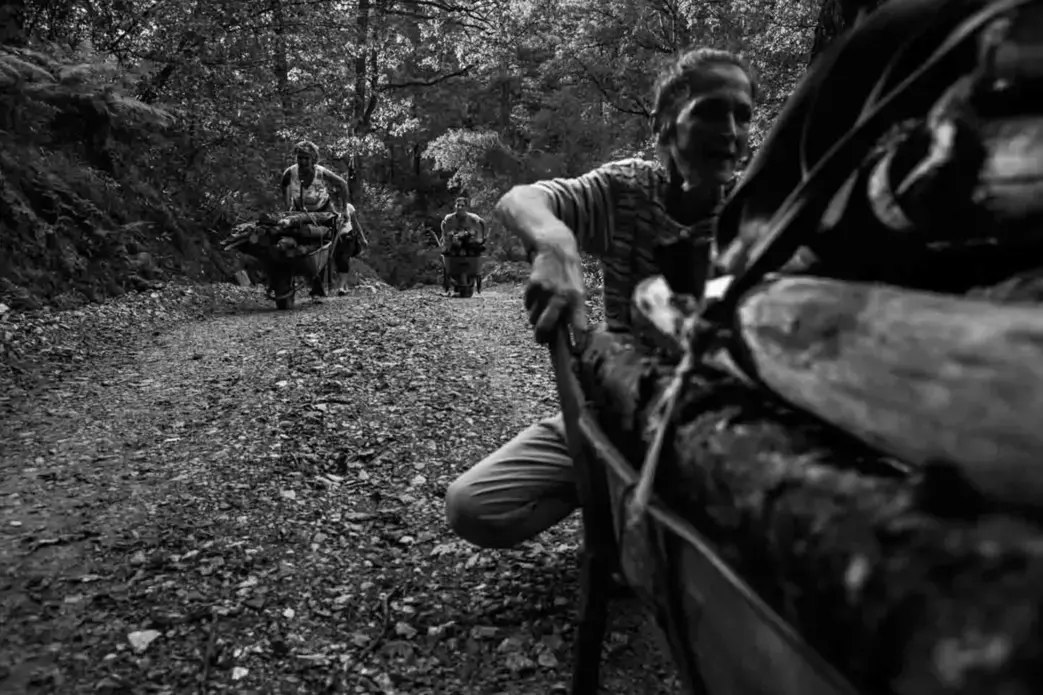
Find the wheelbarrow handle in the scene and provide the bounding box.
[548,324,618,695]
[549,326,586,466]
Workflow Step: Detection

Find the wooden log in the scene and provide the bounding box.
[577,328,1043,695]
[716,275,1043,512]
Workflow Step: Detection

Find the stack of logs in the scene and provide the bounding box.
[224,212,338,259]
[580,272,1043,694]
[444,233,486,258]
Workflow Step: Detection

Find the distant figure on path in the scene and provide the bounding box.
[440,197,487,295]
[444,48,756,549]
[280,140,369,297]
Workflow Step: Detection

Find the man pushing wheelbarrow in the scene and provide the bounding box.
[444,1,1043,693]
[438,197,487,298]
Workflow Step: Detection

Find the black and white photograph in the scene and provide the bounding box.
[3,0,1043,692]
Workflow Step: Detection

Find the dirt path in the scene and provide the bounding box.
[1,285,678,694]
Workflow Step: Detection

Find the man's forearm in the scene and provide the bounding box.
[494,185,576,256]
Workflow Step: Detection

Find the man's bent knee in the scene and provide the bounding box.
[444,415,576,548]
[444,476,528,549]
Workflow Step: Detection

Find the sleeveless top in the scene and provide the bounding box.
[442,211,484,235]
[283,164,335,212]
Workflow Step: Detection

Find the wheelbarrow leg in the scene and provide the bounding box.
[572,541,613,694]
[548,327,616,694]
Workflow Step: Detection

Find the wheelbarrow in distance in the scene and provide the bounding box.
[223,210,343,310]
[441,234,487,298]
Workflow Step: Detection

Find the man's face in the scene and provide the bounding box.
[297,154,314,173]
[454,199,468,213]
[666,64,753,187]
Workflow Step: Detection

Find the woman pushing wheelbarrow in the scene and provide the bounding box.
[224,140,370,309]
[280,140,370,297]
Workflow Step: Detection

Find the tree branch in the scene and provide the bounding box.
[381,64,474,91]
[572,58,652,118]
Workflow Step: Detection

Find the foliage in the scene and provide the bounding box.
[0,42,238,309]
[3,0,829,304]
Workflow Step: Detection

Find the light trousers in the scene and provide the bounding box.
[445,413,578,548]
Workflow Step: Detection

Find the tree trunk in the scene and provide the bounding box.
[271,0,293,118]
[347,0,373,205]
[576,327,1043,695]
[0,0,27,46]
[137,1,206,104]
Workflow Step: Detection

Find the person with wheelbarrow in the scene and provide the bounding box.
[280,140,370,298]
[439,197,487,295]
[444,48,756,549]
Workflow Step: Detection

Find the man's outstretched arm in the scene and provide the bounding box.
[495,166,615,260]
[495,187,575,260]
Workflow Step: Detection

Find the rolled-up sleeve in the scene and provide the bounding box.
[531,165,617,258]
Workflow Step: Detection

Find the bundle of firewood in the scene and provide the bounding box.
[582,271,1043,693]
[444,234,486,257]
[223,212,338,256]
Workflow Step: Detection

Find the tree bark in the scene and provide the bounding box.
[347,0,373,205]
[729,276,1043,511]
[577,327,1043,695]
[271,0,293,118]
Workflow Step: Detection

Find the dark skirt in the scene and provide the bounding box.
[333,233,362,273]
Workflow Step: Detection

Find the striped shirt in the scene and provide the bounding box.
[533,158,724,333]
